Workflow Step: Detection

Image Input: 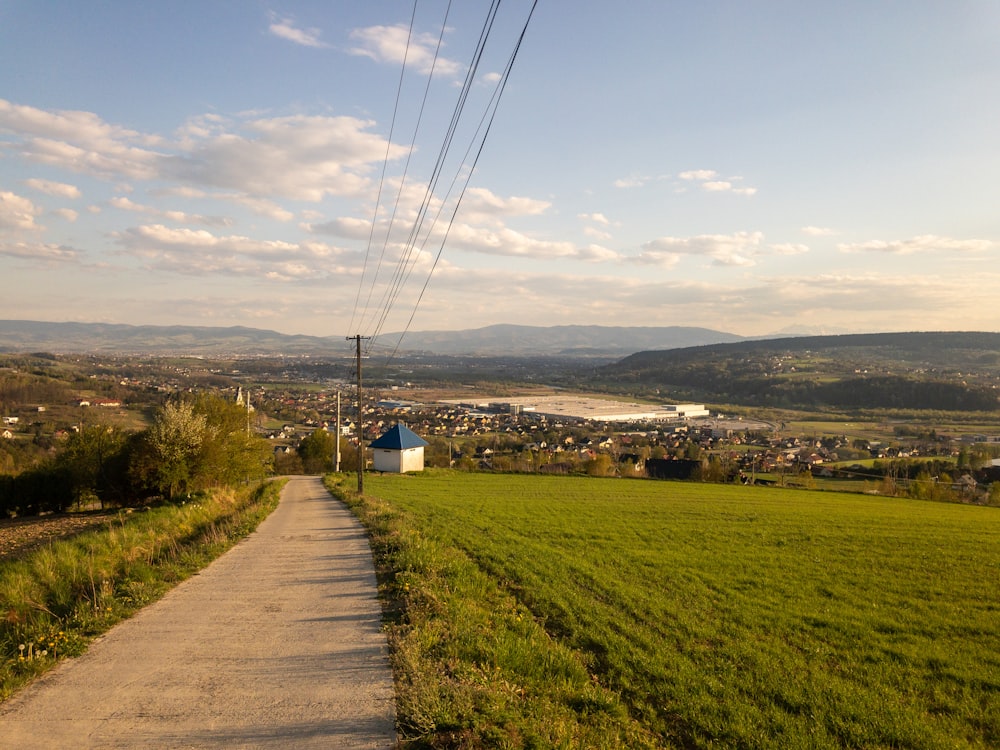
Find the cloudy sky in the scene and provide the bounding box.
[2,2,999,342]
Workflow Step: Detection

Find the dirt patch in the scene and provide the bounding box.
[0,511,120,561]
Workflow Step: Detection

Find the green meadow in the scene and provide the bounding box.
[348,471,1000,749]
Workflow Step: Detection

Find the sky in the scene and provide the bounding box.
[2,1,1000,343]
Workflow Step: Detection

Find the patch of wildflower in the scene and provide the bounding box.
[17,641,47,662]
[15,628,77,664]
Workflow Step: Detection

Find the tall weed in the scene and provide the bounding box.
[0,480,282,701]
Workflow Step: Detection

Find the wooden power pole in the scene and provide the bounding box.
[334,390,341,473]
[348,335,370,493]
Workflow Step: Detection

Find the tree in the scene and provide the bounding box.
[54,423,131,508]
[192,395,272,486]
[273,449,303,475]
[132,395,273,498]
[298,428,336,474]
[988,482,1000,507]
[138,400,208,500]
[584,453,614,477]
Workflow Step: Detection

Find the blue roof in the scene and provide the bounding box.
[369,423,429,450]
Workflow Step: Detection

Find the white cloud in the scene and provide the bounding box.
[348,25,463,77]
[769,243,809,256]
[702,180,756,196]
[24,178,81,199]
[109,196,147,213]
[636,231,765,267]
[678,169,756,196]
[0,191,43,231]
[224,194,295,222]
[0,100,163,180]
[116,224,351,281]
[122,224,293,255]
[679,169,717,181]
[579,212,610,225]
[109,196,230,226]
[167,114,406,201]
[578,244,622,262]
[447,223,581,259]
[583,226,613,241]
[152,186,206,199]
[837,234,995,255]
[802,225,836,236]
[268,14,327,48]
[455,187,550,223]
[613,176,647,189]
[307,216,373,240]
[0,239,77,261]
[1,100,405,204]
[53,208,78,222]
[613,173,673,189]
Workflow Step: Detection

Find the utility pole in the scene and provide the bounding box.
[334,390,341,472]
[348,335,370,493]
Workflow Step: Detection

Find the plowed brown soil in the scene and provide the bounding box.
[0,511,119,561]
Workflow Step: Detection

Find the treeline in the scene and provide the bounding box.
[0,371,75,413]
[605,363,998,411]
[0,394,273,517]
[273,427,360,475]
[603,331,1000,411]
[753,376,997,411]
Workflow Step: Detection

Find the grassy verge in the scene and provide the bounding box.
[326,473,659,749]
[0,480,283,701]
[336,470,1000,749]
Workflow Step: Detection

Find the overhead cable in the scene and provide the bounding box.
[379,0,540,360]
[349,0,420,336]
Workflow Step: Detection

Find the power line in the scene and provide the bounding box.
[355,0,457,336]
[359,0,504,342]
[378,0,540,360]
[349,0,420,336]
[347,1,539,358]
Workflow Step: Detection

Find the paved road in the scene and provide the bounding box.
[0,476,397,749]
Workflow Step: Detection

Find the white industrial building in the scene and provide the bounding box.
[441,396,710,423]
[662,404,710,419]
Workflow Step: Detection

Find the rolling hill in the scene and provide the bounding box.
[599,331,1000,411]
[0,320,742,357]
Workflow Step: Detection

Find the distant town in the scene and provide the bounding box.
[2,345,1000,505]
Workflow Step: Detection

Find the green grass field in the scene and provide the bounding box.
[357,471,1000,749]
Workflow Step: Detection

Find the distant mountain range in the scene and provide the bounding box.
[0,320,744,357]
[0,321,341,356]
[384,324,744,356]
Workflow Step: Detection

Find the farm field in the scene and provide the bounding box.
[360,471,1000,749]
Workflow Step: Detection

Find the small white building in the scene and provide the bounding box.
[370,424,430,473]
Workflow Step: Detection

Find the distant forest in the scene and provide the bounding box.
[600,332,1000,411]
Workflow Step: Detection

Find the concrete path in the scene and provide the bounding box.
[0,476,397,749]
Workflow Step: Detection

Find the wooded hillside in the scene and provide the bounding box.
[600,332,1000,411]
